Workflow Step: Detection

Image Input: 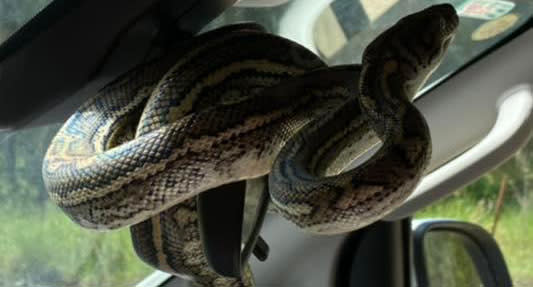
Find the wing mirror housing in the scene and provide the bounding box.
[413,219,512,287]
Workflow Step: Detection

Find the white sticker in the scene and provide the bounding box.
[458,0,515,20]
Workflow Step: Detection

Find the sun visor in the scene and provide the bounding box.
[0,0,236,129]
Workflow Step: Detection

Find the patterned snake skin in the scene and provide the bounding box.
[42,4,458,286]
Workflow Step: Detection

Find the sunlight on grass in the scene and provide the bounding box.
[0,204,153,287]
[416,198,533,286]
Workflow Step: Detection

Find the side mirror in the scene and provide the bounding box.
[413,220,512,287]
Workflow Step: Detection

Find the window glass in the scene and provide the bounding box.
[1,1,531,286]
[424,231,484,286]
[0,125,153,287]
[0,0,53,44]
[208,0,532,94]
[416,138,533,286]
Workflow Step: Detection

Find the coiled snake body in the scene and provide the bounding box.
[42,4,458,287]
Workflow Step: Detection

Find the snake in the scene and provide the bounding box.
[42,4,458,287]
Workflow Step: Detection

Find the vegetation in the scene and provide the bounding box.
[0,204,152,287]
[0,125,153,287]
[0,1,531,286]
[417,139,533,287]
[1,119,531,287]
[424,231,483,287]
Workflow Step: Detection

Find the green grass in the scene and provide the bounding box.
[417,197,533,286]
[0,204,152,287]
[2,194,531,286]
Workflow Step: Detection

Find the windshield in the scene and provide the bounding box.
[208,0,532,94]
[0,126,153,287]
[0,1,531,287]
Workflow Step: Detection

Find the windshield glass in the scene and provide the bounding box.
[209,0,532,95]
[0,126,153,287]
[0,1,531,287]
[0,0,53,43]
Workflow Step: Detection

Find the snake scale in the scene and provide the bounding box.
[42,4,458,287]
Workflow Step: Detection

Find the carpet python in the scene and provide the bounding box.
[42,4,458,286]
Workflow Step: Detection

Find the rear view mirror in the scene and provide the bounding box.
[413,220,512,287]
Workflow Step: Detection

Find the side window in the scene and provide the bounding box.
[0,125,153,287]
[416,138,533,286]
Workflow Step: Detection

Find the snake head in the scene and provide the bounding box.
[362,4,459,99]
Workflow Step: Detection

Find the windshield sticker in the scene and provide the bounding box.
[471,13,519,41]
[458,0,515,20]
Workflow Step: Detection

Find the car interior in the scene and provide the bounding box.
[0,0,531,286]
